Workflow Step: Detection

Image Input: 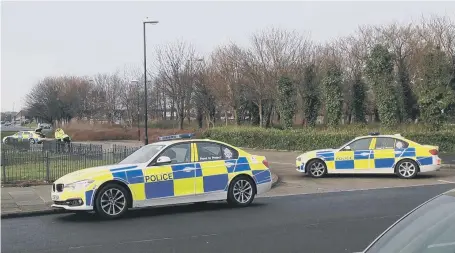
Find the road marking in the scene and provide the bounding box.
[258,182,455,199]
[269,162,295,166]
[438,180,455,184]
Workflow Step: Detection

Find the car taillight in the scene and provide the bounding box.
[262,159,269,168]
[429,149,438,155]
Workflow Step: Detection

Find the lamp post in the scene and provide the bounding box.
[143,19,159,145]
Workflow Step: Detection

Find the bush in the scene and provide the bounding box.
[201,125,455,152]
[62,122,199,142]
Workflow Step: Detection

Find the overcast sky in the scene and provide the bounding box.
[1,1,454,112]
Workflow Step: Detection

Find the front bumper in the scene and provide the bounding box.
[296,163,306,173]
[51,185,95,211]
[52,204,93,211]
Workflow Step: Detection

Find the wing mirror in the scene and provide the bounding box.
[344,145,351,151]
[156,156,172,165]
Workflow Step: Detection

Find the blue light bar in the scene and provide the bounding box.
[369,132,380,136]
[158,133,195,141]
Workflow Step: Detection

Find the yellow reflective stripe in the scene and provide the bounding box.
[369,138,376,150]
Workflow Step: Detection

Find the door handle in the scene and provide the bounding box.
[182,167,194,172]
[360,152,370,156]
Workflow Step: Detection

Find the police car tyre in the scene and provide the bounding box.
[227,176,255,207]
[94,183,129,219]
[307,159,327,178]
[29,138,35,144]
[395,159,419,179]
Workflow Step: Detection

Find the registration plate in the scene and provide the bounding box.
[51,194,59,200]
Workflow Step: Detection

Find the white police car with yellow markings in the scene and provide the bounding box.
[296,133,442,179]
[51,134,273,219]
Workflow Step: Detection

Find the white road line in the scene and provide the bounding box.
[269,162,295,166]
[438,180,455,184]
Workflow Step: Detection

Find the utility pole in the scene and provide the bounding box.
[143,19,159,145]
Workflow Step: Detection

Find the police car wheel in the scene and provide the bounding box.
[227,176,255,207]
[396,159,419,179]
[94,184,129,219]
[307,159,327,178]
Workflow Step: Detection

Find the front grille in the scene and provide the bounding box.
[56,184,64,192]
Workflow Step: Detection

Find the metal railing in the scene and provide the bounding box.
[1,143,141,184]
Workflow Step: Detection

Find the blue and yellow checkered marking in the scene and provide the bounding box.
[316,151,334,161]
[105,157,271,201]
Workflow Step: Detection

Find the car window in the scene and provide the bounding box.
[159,143,191,164]
[347,138,372,151]
[395,140,409,149]
[375,138,395,149]
[196,142,223,161]
[221,145,239,160]
[365,195,455,253]
[118,144,166,164]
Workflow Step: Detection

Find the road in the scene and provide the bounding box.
[2,184,454,253]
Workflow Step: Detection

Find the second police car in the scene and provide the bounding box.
[296,133,442,179]
[51,134,273,219]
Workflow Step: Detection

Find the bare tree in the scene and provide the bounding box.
[156,41,197,130]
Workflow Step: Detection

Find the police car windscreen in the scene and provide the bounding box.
[118,145,165,164]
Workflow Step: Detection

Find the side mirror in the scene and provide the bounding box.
[344,145,351,151]
[156,156,172,165]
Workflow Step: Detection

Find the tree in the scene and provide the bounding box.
[276,76,296,129]
[417,46,454,127]
[299,63,320,126]
[322,60,343,127]
[351,74,366,123]
[156,41,196,130]
[365,44,399,126]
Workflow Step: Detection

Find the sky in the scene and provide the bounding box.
[1,0,455,112]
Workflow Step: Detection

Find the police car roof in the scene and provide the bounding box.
[356,133,404,139]
[150,138,215,146]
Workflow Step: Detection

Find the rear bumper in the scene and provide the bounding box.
[420,164,441,173]
[256,180,272,195]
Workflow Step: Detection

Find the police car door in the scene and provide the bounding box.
[335,137,374,171]
[371,137,396,172]
[143,142,196,199]
[194,141,229,196]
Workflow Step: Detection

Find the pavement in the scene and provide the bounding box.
[2,184,454,253]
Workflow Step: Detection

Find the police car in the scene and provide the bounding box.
[2,130,44,144]
[295,133,442,179]
[51,134,273,219]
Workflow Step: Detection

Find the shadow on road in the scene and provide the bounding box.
[55,202,266,223]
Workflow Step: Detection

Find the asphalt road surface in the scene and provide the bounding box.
[2,184,454,253]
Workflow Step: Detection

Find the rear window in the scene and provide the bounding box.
[365,194,455,253]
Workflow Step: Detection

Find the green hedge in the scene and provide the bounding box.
[201,126,455,152]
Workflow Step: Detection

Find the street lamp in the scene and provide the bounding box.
[143,19,159,145]
[131,80,140,141]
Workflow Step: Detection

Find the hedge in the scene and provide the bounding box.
[200,126,455,152]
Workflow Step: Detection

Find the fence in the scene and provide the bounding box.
[1,142,141,184]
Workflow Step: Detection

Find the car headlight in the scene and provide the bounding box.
[64,179,95,191]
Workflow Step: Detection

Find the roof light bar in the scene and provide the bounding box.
[369,132,380,136]
[158,133,195,141]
